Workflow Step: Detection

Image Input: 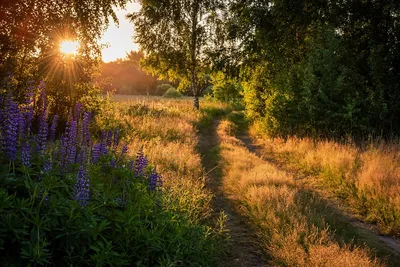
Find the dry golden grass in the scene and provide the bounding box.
[218,120,384,266]
[251,123,400,235]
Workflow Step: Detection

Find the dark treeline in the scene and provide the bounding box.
[226,0,400,138]
[100,51,159,95]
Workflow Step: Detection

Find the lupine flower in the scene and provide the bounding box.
[148,168,162,191]
[77,148,87,165]
[21,141,31,167]
[100,130,108,155]
[4,96,19,161]
[73,165,90,208]
[67,120,77,164]
[37,115,48,154]
[38,82,47,117]
[74,102,83,121]
[113,129,120,148]
[106,130,113,147]
[121,144,128,155]
[18,112,26,139]
[91,143,101,163]
[43,160,52,173]
[59,134,68,173]
[135,149,148,177]
[49,115,59,141]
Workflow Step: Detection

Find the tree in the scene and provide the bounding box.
[128,0,225,109]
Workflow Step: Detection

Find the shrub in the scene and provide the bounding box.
[163,87,182,98]
[155,84,172,96]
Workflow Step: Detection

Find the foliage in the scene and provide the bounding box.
[163,87,182,98]
[128,0,226,108]
[228,0,400,138]
[0,81,222,266]
[210,71,243,104]
[156,84,173,96]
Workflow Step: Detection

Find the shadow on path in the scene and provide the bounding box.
[197,119,269,267]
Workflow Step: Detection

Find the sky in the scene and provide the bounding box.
[100,2,141,62]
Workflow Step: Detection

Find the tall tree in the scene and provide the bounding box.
[129,0,225,109]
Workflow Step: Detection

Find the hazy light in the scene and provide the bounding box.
[60,40,79,55]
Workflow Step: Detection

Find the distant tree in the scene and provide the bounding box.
[99,51,159,95]
[128,0,225,109]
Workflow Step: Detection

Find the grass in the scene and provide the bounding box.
[214,112,391,266]
[250,120,400,238]
[101,95,231,260]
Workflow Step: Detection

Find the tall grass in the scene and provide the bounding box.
[251,122,400,237]
[217,119,384,266]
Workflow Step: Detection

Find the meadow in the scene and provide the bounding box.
[0,88,229,266]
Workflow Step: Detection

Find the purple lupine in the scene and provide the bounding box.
[21,141,31,167]
[106,130,113,147]
[38,82,47,118]
[37,115,48,154]
[74,102,83,121]
[91,143,101,163]
[135,149,148,177]
[81,112,91,147]
[67,120,77,164]
[148,168,162,191]
[121,144,128,155]
[76,148,87,165]
[43,160,52,173]
[113,129,120,148]
[73,165,90,208]
[49,115,59,141]
[59,130,69,173]
[18,111,26,139]
[4,96,19,161]
[99,130,108,155]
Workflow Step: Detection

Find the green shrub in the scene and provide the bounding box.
[163,87,182,98]
[155,84,172,96]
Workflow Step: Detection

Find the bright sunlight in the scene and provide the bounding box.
[60,40,79,55]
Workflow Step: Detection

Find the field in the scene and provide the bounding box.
[1,92,400,266]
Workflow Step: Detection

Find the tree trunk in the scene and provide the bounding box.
[193,94,199,109]
[190,2,199,109]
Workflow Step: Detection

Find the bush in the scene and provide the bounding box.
[163,87,182,98]
[155,84,172,96]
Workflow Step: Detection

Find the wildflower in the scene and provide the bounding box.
[76,148,87,165]
[148,168,162,191]
[73,165,90,208]
[121,144,128,155]
[67,120,77,164]
[99,131,108,156]
[135,149,148,177]
[128,160,134,171]
[37,115,48,154]
[4,96,19,161]
[113,129,120,148]
[91,143,101,163]
[49,115,59,141]
[43,159,52,173]
[59,134,68,173]
[74,102,83,121]
[106,130,113,147]
[21,141,31,167]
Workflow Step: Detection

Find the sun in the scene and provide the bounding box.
[60,40,79,55]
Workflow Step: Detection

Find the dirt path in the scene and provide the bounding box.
[198,120,268,267]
